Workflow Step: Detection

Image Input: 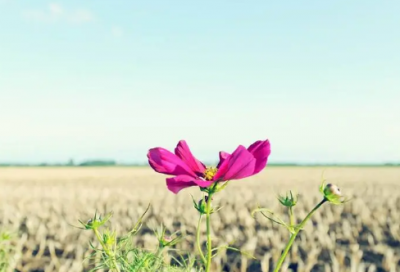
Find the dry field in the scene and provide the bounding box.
[0,166,399,272]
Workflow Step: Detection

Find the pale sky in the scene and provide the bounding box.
[0,0,399,164]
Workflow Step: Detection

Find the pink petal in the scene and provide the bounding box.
[147,148,196,177]
[213,145,256,181]
[166,175,198,194]
[174,140,206,174]
[247,139,271,174]
[217,151,230,168]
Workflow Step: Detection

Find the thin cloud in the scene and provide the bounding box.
[21,9,47,21]
[112,26,124,38]
[49,3,63,16]
[69,9,94,23]
[21,3,94,24]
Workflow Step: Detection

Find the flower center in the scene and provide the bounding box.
[204,167,217,181]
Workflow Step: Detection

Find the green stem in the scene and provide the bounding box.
[288,207,294,227]
[155,246,165,269]
[273,199,326,272]
[93,228,121,272]
[196,214,207,265]
[205,193,213,272]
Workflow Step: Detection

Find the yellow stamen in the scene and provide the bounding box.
[204,167,217,181]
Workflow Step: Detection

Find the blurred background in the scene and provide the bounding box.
[0,0,399,271]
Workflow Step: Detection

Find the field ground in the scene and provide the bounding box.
[0,167,399,272]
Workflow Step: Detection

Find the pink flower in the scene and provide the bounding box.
[147,139,271,194]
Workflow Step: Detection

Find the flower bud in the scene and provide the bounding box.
[320,182,349,205]
[324,183,342,197]
[192,196,206,214]
[163,236,173,243]
[80,212,112,230]
[277,191,298,207]
[155,225,183,248]
[103,230,116,246]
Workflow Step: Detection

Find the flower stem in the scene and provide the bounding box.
[196,214,206,265]
[205,192,213,272]
[288,207,294,227]
[93,228,121,272]
[273,199,326,272]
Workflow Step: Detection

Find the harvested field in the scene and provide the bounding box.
[0,166,399,272]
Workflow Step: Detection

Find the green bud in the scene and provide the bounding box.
[79,212,113,230]
[191,194,223,214]
[324,183,342,197]
[192,195,213,214]
[154,225,183,248]
[192,195,207,214]
[160,234,183,247]
[277,191,298,207]
[103,230,116,246]
[320,182,349,205]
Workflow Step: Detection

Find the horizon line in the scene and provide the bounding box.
[0,160,399,167]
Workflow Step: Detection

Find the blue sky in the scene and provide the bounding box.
[0,0,399,164]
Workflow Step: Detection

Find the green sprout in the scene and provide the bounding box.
[192,195,222,215]
[154,224,184,249]
[0,230,15,272]
[78,211,113,230]
[277,190,298,208]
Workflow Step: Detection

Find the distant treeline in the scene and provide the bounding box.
[0,160,399,167]
[0,160,120,167]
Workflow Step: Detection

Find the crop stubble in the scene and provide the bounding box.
[0,167,399,272]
